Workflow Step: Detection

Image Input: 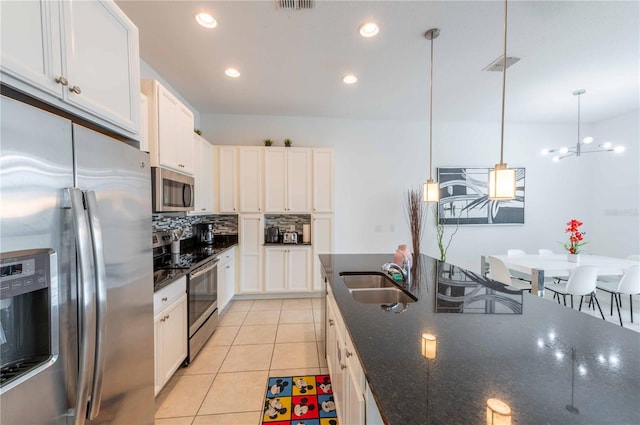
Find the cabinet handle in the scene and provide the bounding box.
[165,314,170,320]
[55,76,68,86]
[69,85,82,94]
[340,363,346,370]
[162,297,168,302]
[226,266,230,269]
[346,350,353,358]
[329,319,334,326]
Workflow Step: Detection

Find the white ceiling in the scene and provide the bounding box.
[117,0,639,124]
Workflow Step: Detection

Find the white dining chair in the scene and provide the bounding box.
[507,249,527,256]
[488,256,532,292]
[545,265,605,319]
[505,249,532,283]
[596,265,640,326]
[538,249,554,256]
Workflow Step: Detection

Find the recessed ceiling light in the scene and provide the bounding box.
[359,22,379,37]
[225,68,240,78]
[196,12,217,28]
[342,74,358,84]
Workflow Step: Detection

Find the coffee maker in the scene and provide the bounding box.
[196,223,215,245]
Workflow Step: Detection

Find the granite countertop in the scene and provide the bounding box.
[319,254,640,425]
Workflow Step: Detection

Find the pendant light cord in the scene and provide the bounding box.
[499,0,508,165]
[576,92,582,155]
[429,35,434,180]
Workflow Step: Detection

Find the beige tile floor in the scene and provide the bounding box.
[155,298,326,425]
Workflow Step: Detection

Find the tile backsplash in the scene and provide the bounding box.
[152,214,238,238]
[264,214,311,234]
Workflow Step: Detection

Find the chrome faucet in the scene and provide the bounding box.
[382,250,411,287]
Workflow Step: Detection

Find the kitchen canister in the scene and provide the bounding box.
[302,224,311,243]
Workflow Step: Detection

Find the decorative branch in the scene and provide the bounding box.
[405,187,427,259]
[433,204,460,262]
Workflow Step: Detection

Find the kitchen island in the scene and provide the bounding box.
[319,254,640,424]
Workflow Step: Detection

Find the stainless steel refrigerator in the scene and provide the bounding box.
[0,94,155,424]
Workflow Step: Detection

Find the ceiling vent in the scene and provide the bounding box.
[278,0,314,9]
[483,55,520,72]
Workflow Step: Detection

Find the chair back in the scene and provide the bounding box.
[488,256,512,285]
[566,266,599,296]
[538,249,554,256]
[617,265,640,295]
[507,249,526,256]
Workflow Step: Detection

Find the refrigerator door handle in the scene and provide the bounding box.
[85,190,107,420]
[68,188,97,425]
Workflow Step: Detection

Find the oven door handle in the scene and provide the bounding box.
[190,260,219,279]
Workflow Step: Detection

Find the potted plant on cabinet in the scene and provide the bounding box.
[284,139,292,147]
[264,139,273,146]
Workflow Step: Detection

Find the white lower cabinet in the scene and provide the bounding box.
[154,276,187,396]
[217,247,236,312]
[264,246,312,293]
[326,285,379,425]
[239,214,263,293]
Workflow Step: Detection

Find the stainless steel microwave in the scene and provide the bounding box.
[151,167,194,212]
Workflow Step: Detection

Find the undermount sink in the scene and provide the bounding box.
[349,287,418,304]
[339,271,397,289]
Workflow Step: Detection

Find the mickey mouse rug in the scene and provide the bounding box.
[263,374,338,425]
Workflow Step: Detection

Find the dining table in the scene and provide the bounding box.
[481,254,639,296]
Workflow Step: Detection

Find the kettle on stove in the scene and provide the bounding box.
[196,223,215,245]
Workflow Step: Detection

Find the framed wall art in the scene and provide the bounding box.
[437,167,525,225]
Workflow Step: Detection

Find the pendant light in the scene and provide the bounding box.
[488,0,516,201]
[423,28,440,202]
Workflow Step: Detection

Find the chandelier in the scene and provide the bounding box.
[541,89,625,161]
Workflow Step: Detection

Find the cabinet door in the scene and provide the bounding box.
[218,147,238,213]
[217,262,227,313]
[287,148,312,213]
[239,214,263,293]
[153,314,163,395]
[325,296,337,377]
[312,148,335,213]
[157,85,180,170]
[60,0,140,133]
[192,135,214,214]
[264,248,287,292]
[160,294,188,388]
[0,0,62,98]
[313,214,334,291]
[345,371,366,425]
[223,255,235,308]
[140,93,149,152]
[333,323,346,421]
[264,148,287,212]
[175,103,194,173]
[238,147,263,212]
[288,247,311,292]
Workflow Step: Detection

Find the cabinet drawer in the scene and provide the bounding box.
[218,248,235,266]
[154,276,186,313]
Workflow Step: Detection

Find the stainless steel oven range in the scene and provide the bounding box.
[186,258,218,363]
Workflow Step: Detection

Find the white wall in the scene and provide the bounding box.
[200,111,639,272]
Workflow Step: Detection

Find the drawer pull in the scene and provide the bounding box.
[69,85,82,94]
[346,350,353,358]
[55,76,68,86]
[340,363,346,370]
[329,319,334,326]
[162,297,168,302]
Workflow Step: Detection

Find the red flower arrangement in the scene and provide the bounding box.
[563,219,587,254]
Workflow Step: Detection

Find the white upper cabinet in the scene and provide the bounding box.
[0,0,141,138]
[312,148,335,212]
[218,146,238,213]
[141,79,195,174]
[264,148,311,213]
[238,147,263,213]
[191,134,214,214]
